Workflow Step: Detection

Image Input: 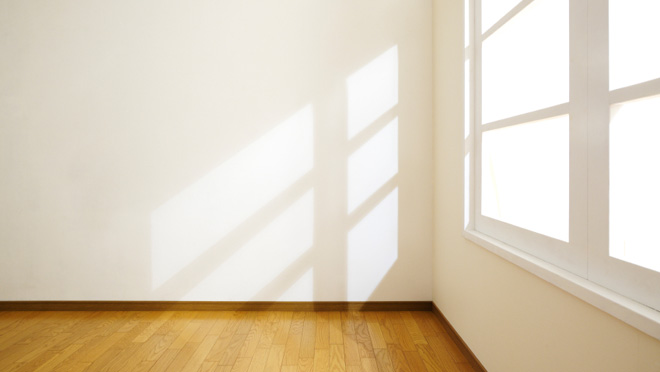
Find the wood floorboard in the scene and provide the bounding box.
[0,311,479,371]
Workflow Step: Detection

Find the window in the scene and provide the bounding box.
[465,0,660,339]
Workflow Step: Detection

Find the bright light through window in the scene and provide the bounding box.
[481,0,522,33]
[482,0,568,124]
[610,95,660,273]
[481,116,569,241]
[610,0,660,90]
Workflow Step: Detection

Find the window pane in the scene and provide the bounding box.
[482,0,568,124]
[481,0,521,33]
[610,95,660,272]
[481,116,569,241]
[610,0,660,90]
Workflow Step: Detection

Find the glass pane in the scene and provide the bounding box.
[610,95,660,273]
[482,0,521,33]
[610,0,660,90]
[482,0,568,124]
[481,116,569,241]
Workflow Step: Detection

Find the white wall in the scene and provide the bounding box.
[0,0,433,301]
[432,1,660,371]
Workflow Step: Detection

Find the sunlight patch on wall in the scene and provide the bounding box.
[278,268,314,301]
[180,189,314,301]
[150,106,313,290]
[347,46,398,139]
[347,118,398,213]
[347,188,398,301]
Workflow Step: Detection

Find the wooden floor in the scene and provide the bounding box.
[0,310,476,372]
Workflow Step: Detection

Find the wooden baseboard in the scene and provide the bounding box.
[431,302,487,372]
[0,301,432,312]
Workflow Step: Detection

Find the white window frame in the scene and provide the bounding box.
[464,0,660,341]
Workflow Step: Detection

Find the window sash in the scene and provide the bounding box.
[586,0,660,312]
[470,0,660,312]
[473,0,588,276]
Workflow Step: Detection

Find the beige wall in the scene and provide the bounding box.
[432,1,660,371]
[0,0,433,301]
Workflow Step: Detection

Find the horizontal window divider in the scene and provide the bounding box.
[481,0,534,42]
[610,77,660,105]
[463,229,660,341]
[481,102,570,132]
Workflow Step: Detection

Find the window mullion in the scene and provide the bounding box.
[586,0,610,281]
[569,0,590,276]
[474,0,483,229]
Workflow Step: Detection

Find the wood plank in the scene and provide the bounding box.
[169,322,201,349]
[315,312,330,350]
[263,344,285,371]
[216,333,248,366]
[206,315,241,362]
[181,335,218,371]
[163,342,197,372]
[386,344,413,372]
[228,357,251,372]
[328,312,343,345]
[340,312,354,336]
[416,343,459,372]
[388,313,417,351]
[376,312,398,345]
[329,344,346,372]
[133,312,174,342]
[403,351,429,372]
[360,358,379,372]
[237,312,268,358]
[102,334,163,371]
[256,312,277,350]
[351,312,374,359]
[363,313,386,350]
[145,348,179,372]
[246,347,269,372]
[299,312,316,359]
[189,318,213,343]
[313,348,329,372]
[29,343,83,372]
[298,357,314,372]
[374,348,395,372]
[427,335,468,365]
[342,333,360,367]
[198,361,217,372]
[235,312,256,335]
[273,312,293,345]
[0,310,479,372]
[282,333,302,365]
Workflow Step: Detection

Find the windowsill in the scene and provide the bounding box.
[463,229,660,341]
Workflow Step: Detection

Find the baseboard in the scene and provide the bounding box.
[431,302,487,372]
[0,301,432,312]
